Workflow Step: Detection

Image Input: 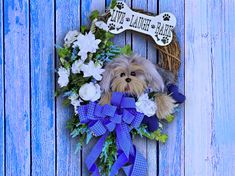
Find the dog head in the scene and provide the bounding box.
[100,55,164,96]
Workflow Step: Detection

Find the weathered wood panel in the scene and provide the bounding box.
[185,0,216,175]
[30,0,56,175]
[146,0,158,175]
[185,0,235,175]
[159,0,185,176]
[131,0,148,169]
[55,0,82,175]
[0,0,4,175]
[210,2,235,175]
[80,0,105,175]
[4,0,31,175]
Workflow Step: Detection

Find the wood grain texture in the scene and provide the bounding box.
[146,0,158,175]
[80,0,105,175]
[0,0,4,175]
[158,0,185,176]
[30,0,56,175]
[132,0,148,168]
[81,0,105,26]
[185,0,235,175]
[185,0,213,176]
[185,0,215,175]
[4,0,31,175]
[210,1,235,175]
[55,0,81,176]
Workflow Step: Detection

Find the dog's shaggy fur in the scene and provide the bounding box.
[100,55,176,119]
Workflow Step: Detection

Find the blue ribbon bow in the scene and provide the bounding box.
[77,92,147,176]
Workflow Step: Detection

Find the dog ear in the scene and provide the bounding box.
[142,59,165,91]
[100,64,114,92]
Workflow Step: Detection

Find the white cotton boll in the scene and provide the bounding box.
[58,67,70,87]
[135,93,157,117]
[64,30,79,47]
[79,83,101,102]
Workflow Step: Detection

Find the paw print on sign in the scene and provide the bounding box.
[116,2,124,10]
[108,23,116,31]
[163,14,170,21]
[161,36,169,44]
[116,26,123,31]
[155,35,160,41]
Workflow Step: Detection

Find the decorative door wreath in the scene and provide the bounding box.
[56,1,185,175]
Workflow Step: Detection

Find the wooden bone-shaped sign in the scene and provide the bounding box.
[95,1,176,46]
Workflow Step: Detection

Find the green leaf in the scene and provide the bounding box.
[71,128,81,138]
[54,90,61,97]
[166,114,175,123]
[98,133,117,175]
[85,131,93,144]
[156,133,168,143]
[62,98,71,106]
[66,116,79,131]
[120,45,132,55]
[81,26,88,34]
[90,10,99,21]
[132,125,169,143]
[59,56,71,69]
[105,32,114,41]
[57,47,71,58]
[151,130,168,143]
[70,73,90,88]
[110,0,117,9]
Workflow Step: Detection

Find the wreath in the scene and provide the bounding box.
[56,1,185,175]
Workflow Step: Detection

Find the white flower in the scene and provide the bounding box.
[79,83,101,101]
[64,30,79,47]
[71,60,84,74]
[95,21,109,31]
[81,61,104,81]
[135,93,157,117]
[73,31,101,61]
[58,67,70,87]
[69,93,83,113]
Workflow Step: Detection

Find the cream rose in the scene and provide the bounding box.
[79,83,101,101]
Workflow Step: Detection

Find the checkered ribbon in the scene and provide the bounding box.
[77,92,147,176]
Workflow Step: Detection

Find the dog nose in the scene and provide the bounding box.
[125,78,131,83]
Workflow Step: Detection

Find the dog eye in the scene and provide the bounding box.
[130,72,136,76]
[120,73,126,77]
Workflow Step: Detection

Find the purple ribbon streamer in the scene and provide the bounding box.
[77,92,147,176]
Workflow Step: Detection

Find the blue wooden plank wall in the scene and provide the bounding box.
[0,0,235,175]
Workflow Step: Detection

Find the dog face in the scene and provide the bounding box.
[100,55,164,96]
